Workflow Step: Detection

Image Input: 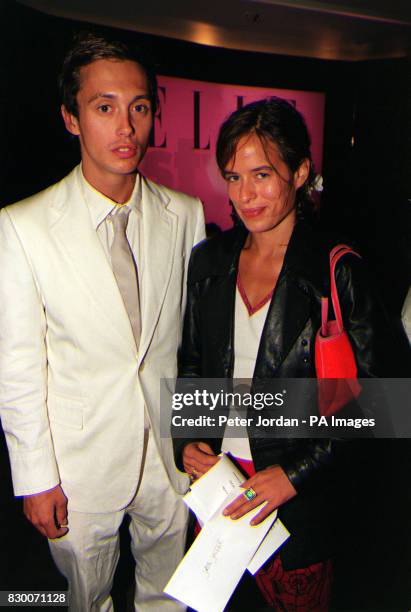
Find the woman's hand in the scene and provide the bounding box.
[223,465,297,525]
[182,441,219,479]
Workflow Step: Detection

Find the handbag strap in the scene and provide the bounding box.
[322,244,360,334]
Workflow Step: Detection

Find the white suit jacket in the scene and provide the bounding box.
[0,166,205,512]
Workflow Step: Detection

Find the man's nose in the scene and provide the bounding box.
[117,110,134,136]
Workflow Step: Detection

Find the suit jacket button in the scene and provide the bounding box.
[301,339,308,346]
[303,357,309,364]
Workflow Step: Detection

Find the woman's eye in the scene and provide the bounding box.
[134,103,150,114]
[256,172,270,179]
[225,175,239,183]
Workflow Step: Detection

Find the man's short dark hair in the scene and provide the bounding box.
[59,32,158,117]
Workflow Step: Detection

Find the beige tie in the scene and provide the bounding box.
[110,207,141,347]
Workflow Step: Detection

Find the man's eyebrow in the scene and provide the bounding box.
[87,92,115,104]
[87,92,152,104]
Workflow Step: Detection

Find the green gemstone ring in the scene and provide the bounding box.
[244,487,257,501]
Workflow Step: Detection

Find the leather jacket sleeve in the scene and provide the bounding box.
[177,269,202,379]
[174,258,222,471]
[336,254,393,377]
[277,439,337,492]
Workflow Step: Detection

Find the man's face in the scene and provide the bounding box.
[62,58,153,189]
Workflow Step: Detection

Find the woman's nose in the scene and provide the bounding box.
[239,179,256,202]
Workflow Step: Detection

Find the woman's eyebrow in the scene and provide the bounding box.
[252,165,272,172]
[224,165,272,175]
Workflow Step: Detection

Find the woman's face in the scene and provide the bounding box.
[223,132,307,235]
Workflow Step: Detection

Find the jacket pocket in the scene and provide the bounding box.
[47,393,84,430]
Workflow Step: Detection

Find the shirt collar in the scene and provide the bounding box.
[80,166,142,230]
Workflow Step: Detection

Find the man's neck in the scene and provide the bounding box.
[82,169,137,204]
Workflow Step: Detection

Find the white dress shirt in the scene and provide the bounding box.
[79,169,144,294]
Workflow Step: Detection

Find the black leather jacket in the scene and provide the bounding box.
[174,219,391,569]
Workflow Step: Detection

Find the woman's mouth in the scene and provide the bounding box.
[240,207,265,218]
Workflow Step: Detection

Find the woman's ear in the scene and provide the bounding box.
[294,158,310,189]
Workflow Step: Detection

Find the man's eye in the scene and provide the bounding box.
[98,104,111,113]
[225,175,238,183]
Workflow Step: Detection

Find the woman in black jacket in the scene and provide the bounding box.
[174,97,387,610]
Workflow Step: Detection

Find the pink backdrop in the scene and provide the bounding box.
[140,76,325,230]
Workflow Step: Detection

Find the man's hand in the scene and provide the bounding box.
[23,485,68,539]
[223,465,297,525]
[182,441,219,479]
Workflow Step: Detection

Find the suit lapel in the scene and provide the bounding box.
[138,178,177,362]
[50,168,136,351]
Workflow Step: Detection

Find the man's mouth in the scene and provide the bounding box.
[112,145,137,158]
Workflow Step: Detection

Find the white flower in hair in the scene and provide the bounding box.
[312,174,323,192]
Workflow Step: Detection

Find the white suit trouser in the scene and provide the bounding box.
[49,432,187,611]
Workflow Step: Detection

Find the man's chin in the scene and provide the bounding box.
[112,159,142,176]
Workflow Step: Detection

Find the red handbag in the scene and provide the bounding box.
[315,245,362,417]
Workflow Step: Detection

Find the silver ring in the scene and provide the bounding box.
[189,469,198,482]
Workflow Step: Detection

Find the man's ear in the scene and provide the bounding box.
[294,158,310,190]
[61,105,80,136]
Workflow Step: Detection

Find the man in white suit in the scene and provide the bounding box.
[0,33,204,610]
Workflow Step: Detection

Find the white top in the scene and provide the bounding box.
[221,284,271,460]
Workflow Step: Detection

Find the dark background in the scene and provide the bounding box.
[1,0,410,308]
[0,0,410,609]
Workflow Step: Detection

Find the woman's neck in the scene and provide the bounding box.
[246,213,296,258]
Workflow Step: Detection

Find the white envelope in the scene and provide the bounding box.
[165,489,277,612]
[247,518,290,574]
[184,453,245,524]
